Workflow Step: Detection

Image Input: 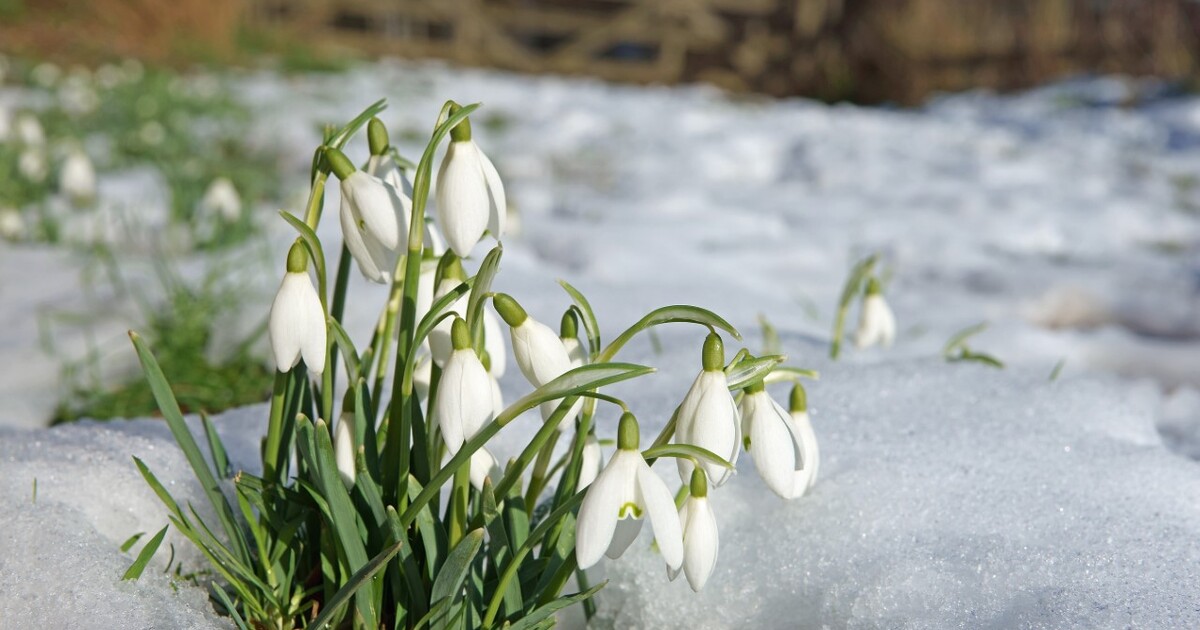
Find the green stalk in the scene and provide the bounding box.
[447,466,470,548]
[262,371,289,485]
[524,429,561,512]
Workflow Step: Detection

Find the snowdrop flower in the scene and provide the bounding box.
[789,384,819,495]
[576,412,683,571]
[740,380,813,500]
[334,409,356,491]
[493,293,572,389]
[15,114,44,146]
[668,469,719,592]
[328,148,405,283]
[18,149,47,183]
[60,149,96,202]
[0,207,23,240]
[576,434,603,492]
[428,256,469,366]
[200,177,242,223]
[675,333,740,487]
[855,277,895,349]
[268,241,327,375]
[539,311,586,426]
[435,317,500,490]
[435,107,505,257]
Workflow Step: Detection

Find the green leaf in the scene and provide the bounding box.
[128,332,249,562]
[120,532,145,553]
[830,253,878,359]
[942,322,989,356]
[599,305,741,363]
[496,363,654,427]
[641,443,733,469]
[210,583,251,630]
[764,366,821,383]
[557,280,601,358]
[506,582,606,630]
[122,525,168,580]
[468,245,504,354]
[429,529,485,624]
[725,354,787,390]
[308,537,406,630]
[200,413,230,479]
[758,313,781,354]
[329,99,388,150]
[326,317,361,382]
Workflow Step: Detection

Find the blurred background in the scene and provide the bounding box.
[3,0,1198,104]
[4,1,1200,438]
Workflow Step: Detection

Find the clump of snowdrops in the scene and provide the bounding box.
[128,99,820,629]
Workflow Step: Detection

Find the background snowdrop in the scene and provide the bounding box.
[435,103,506,256]
[267,241,326,375]
[675,333,741,486]
[855,277,895,349]
[669,469,720,592]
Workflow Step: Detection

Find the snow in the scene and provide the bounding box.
[3,61,1200,626]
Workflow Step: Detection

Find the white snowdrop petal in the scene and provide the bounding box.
[296,279,328,375]
[682,497,719,592]
[269,272,325,374]
[745,393,797,499]
[637,458,684,570]
[477,144,506,240]
[678,372,740,486]
[575,453,629,569]
[340,197,388,283]
[510,318,573,388]
[469,448,498,491]
[577,435,603,492]
[436,141,490,257]
[344,172,400,250]
[334,412,356,491]
[605,516,643,560]
[268,278,303,371]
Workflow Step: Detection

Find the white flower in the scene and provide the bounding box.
[576,434,603,492]
[60,150,96,202]
[414,353,434,403]
[334,411,356,491]
[575,413,683,571]
[667,470,719,592]
[268,244,327,375]
[434,318,499,490]
[855,279,895,348]
[200,177,242,223]
[493,294,572,389]
[18,149,47,183]
[740,384,811,500]
[15,114,44,147]
[789,384,819,496]
[539,329,586,427]
[675,334,740,487]
[339,169,404,283]
[428,277,469,367]
[435,119,505,257]
[0,207,23,240]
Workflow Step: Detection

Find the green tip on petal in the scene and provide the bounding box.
[437,252,466,282]
[744,379,765,395]
[285,240,308,273]
[617,411,640,450]
[367,117,389,156]
[702,333,724,371]
[789,383,808,413]
[447,101,472,142]
[560,310,579,339]
[325,148,356,180]
[689,468,708,498]
[341,392,356,414]
[866,276,883,297]
[451,317,471,351]
[492,293,527,328]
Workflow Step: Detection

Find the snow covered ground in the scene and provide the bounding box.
[3,61,1200,626]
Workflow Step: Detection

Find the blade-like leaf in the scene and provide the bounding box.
[599,305,741,363]
[429,529,485,620]
[943,322,989,356]
[507,582,606,630]
[128,333,248,562]
[308,537,406,630]
[830,253,878,359]
[278,210,328,301]
[468,245,503,354]
[725,354,787,390]
[200,413,230,479]
[329,99,388,150]
[122,525,168,581]
[642,443,733,469]
[496,363,654,427]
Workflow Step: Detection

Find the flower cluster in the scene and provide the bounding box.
[135,99,819,630]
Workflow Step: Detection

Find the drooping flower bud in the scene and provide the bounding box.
[268,241,327,375]
[435,103,506,257]
[855,277,896,349]
[675,333,740,486]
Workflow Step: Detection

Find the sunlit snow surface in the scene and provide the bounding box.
[3,62,1200,626]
